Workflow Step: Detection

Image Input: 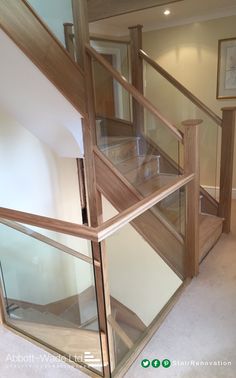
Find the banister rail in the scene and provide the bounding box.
[0,174,194,243]
[139,49,222,127]
[85,44,183,143]
[0,208,97,241]
[97,173,194,241]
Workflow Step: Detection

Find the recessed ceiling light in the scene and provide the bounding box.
[164,9,171,16]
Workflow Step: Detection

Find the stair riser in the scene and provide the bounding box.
[102,141,138,164]
[200,223,223,261]
[124,159,159,185]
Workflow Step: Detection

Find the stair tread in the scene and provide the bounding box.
[99,137,139,151]
[199,213,223,261]
[10,307,79,329]
[137,174,178,196]
[115,155,158,175]
[9,318,102,365]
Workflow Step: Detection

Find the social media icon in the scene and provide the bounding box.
[151,359,160,368]
[141,359,150,368]
[162,359,171,368]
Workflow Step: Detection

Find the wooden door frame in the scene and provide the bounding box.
[91,40,131,120]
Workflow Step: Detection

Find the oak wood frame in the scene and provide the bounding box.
[183,119,202,277]
[219,107,236,233]
[217,38,236,100]
[63,22,75,59]
[72,2,113,376]
[129,25,144,137]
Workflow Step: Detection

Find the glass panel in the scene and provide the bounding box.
[0,221,102,374]
[93,61,132,122]
[91,39,131,122]
[102,189,185,374]
[144,61,221,202]
[27,0,73,47]
[18,222,92,258]
[94,59,181,198]
[90,39,130,80]
[153,186,186,236]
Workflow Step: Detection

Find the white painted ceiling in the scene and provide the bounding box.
[0,29,83,158]
[89,0,236,36]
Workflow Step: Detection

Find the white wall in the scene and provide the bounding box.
[102,196,182,327]
[0,29,84,158]
[0,112,93,304]
[143,16,236,188]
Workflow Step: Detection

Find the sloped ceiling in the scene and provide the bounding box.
[0,29,84,158]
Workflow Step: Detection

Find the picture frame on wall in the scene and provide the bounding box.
[217,37,236,99]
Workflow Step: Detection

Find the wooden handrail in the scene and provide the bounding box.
[85,44,183,143]
[0,174,193,243]
[139,49,222,127]
[97,173,194,241]
[0,208,97,241]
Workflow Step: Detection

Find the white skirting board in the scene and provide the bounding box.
[202,186,236,200]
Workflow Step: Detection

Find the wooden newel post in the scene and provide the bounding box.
[129,25,144,137]
[63,23,75,60]
[72,2,114,376]
[219,107,236,233]
[182,119,202,277]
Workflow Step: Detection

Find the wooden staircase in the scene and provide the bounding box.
[96,136,224,268]
[199,214,223,261]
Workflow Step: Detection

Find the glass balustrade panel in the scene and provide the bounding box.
[101,189,186,374]
[0,220,102,374]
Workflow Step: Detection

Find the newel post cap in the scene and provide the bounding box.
[181,119,203,127]
[128,24,143,30]
[221,107,236,112]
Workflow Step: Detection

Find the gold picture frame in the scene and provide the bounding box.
[217,37,236,99]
